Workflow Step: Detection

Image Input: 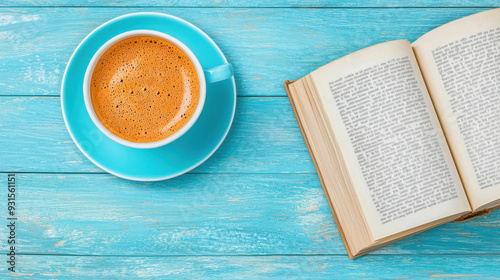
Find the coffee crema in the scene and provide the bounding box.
[90,35,200,143]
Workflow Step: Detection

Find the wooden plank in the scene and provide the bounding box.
[3,255,500,279]
[0,173,498,256]
[0,96,315,173]
[0,0,498,7]
[0,8,493,97]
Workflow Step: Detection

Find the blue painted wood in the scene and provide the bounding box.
[0,3,499,279]
[0,96,315,173]
[0,173,498,257]
[0,0,498,7]
[3,255,499,279]
[0,8,494,97]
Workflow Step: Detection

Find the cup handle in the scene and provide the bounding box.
[204,63,233,84]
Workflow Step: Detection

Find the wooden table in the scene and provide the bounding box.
[1,1,499,278]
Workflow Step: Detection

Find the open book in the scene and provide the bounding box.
[284,8,500,259]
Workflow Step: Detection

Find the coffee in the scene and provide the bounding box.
[90,35,200,143]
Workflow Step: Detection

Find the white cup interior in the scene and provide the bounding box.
[83,30,206,149]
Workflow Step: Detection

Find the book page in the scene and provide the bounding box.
[413,8,500,210]
[310,40,470,240]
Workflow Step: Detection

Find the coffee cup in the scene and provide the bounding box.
[83,29,233,149]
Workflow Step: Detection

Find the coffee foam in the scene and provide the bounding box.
[90,36,200,143]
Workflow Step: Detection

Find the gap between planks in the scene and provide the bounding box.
[0,171,318,175]
[0,6,498,9]
[0,252,498,257]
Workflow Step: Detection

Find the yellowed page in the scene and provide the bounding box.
[310,40,470,240]
[413,8,500,210]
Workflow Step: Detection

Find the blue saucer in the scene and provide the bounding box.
[61,13,236,181]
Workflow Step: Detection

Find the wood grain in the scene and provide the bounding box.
[0,2,499,278]
[0,8,493,97]
[0,173,498,256]
[0,0,498,7]
[3,255,500,279]
[0,96,315,173]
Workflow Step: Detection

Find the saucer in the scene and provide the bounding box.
[61,13,236,181]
